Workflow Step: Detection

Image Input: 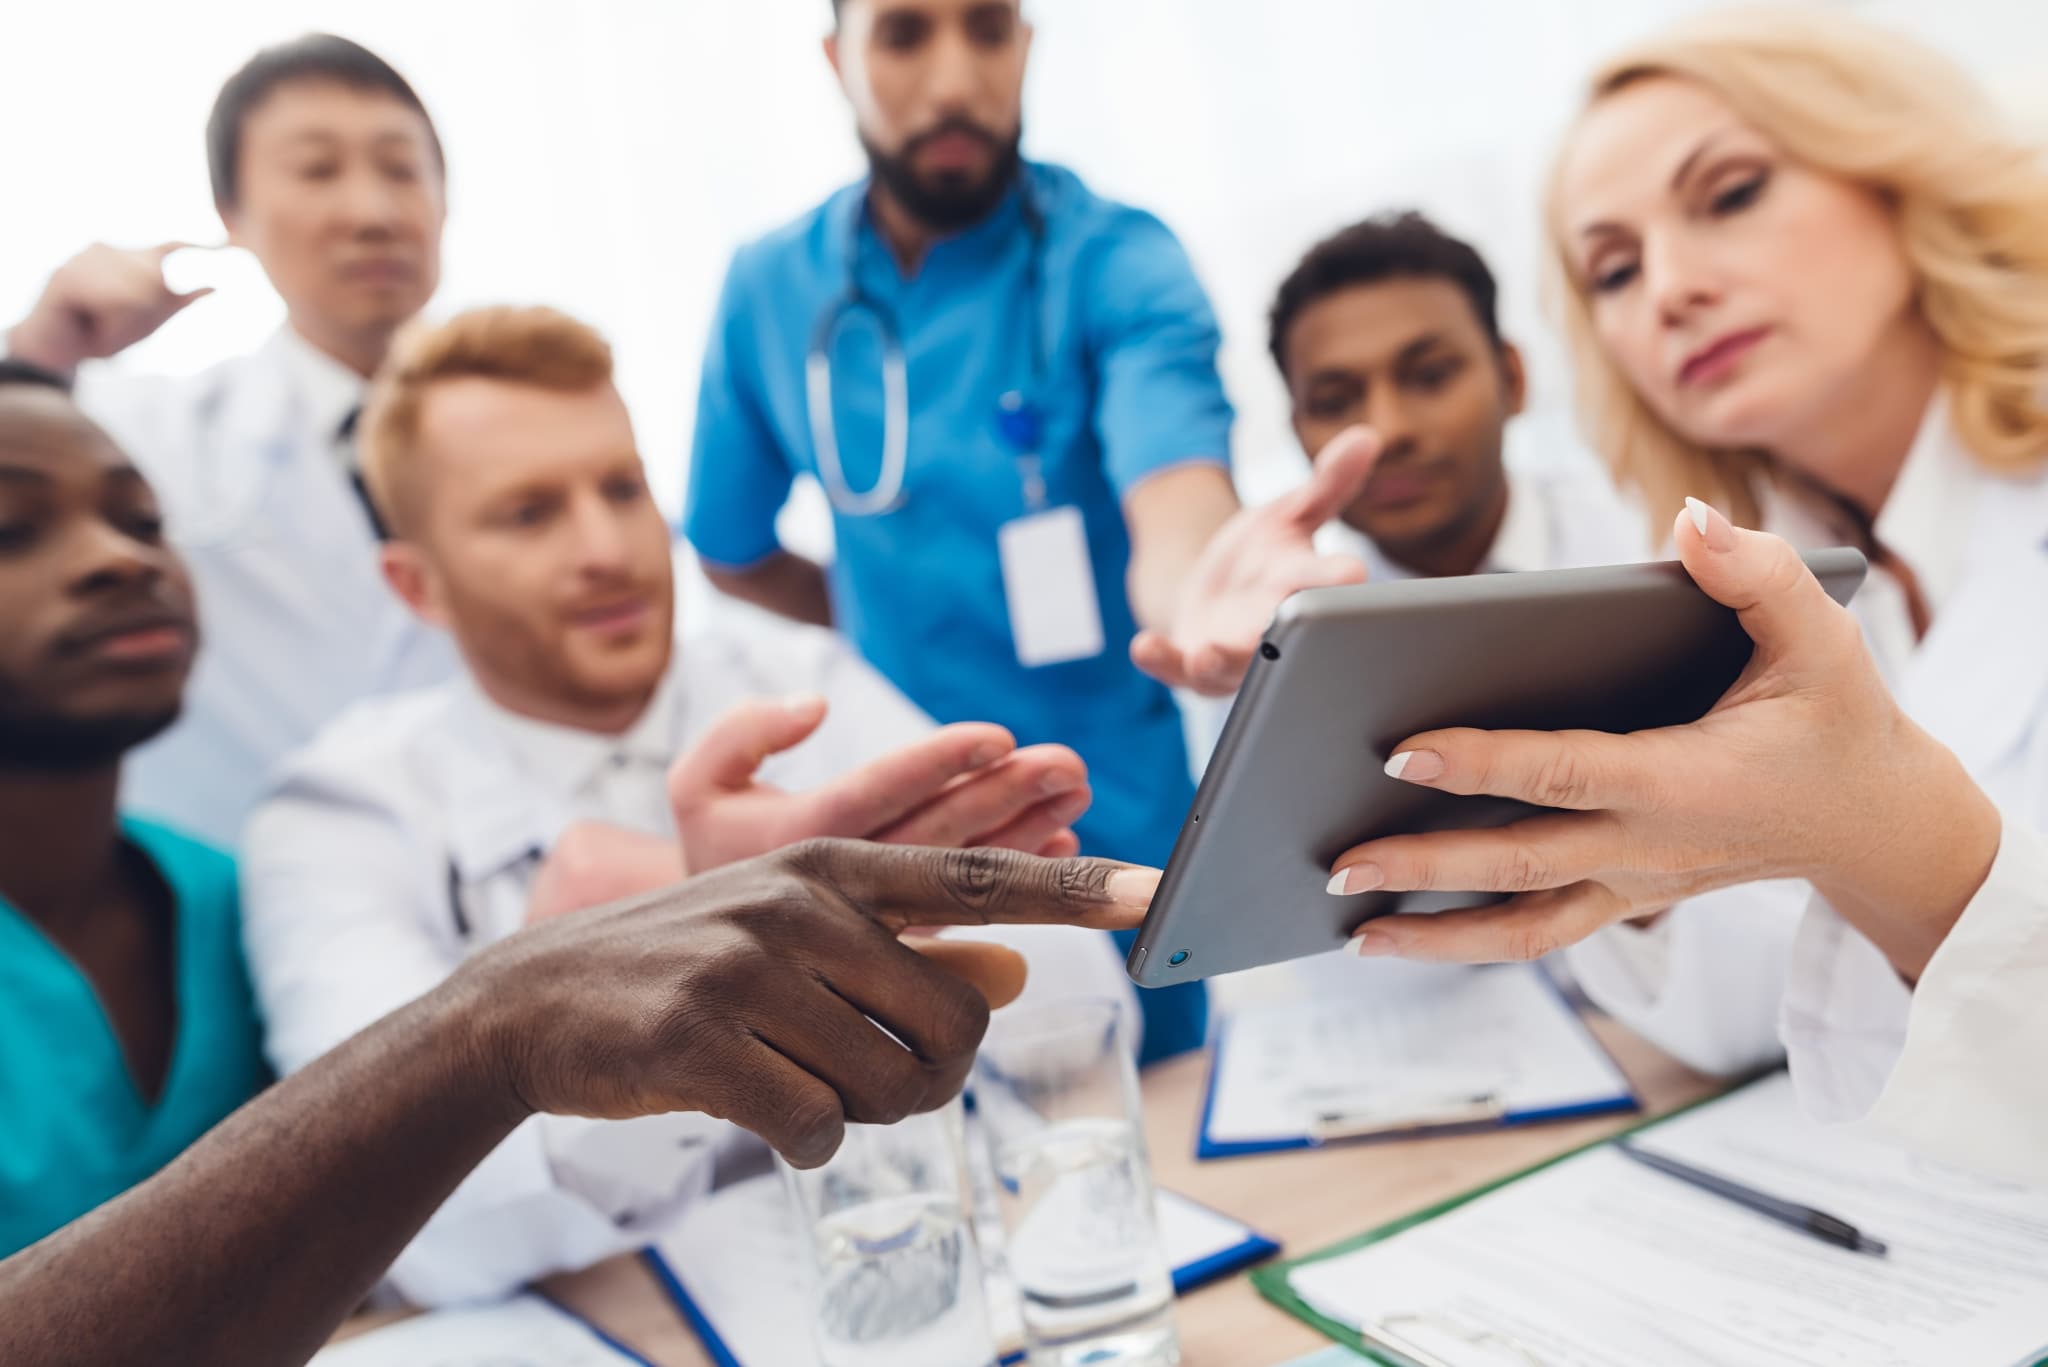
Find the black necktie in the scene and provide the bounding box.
[336,406,390,542]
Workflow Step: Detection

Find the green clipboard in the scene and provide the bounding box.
[1248,1071,2048,1367]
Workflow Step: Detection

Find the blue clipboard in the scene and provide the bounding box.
[1195,973,1638,1161]
[1162,1192,1284,1296]
[642,1190,1280,1367]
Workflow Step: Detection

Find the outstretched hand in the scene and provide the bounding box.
[1131,426,1381,695]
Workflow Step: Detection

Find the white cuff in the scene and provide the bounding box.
[1564,914,1673,1013]
[1790,813,2048,1182]
[1779,893,1912,1124]
[1564,880,1806,1077]
[383,1118,647,1307]
[541,1111,723,1231]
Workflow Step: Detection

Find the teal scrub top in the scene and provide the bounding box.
[0,817,270,1256]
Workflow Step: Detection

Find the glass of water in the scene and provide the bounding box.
[778,1097,1001,1367]
[972,998,1181,1367]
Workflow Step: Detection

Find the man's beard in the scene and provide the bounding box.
[861,117,1024,234]
[0,707,180,772]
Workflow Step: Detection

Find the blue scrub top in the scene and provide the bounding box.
[0,818,270,1256]
[686,163,1231,1061]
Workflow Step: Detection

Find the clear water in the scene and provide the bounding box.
[994,1118,1181,1367]
[810,1193,1000,1367]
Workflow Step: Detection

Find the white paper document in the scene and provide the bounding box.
[652,1174,1267,1366]
[1287,1073,2048,1367]
[1205,963,1632,1149]
[313,1295,636,1366]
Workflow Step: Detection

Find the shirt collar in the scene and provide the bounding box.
[474,658,684,798]
[269,325,369,459]
[1870,389,1979,615]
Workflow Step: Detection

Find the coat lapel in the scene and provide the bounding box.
[1895,465,2048,784]
[426,687,569,887]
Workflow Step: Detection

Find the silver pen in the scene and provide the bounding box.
[1307,1090,1505,1143]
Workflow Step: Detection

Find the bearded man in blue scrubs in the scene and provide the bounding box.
[686,0,1357,1060]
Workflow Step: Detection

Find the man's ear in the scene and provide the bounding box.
[1497,340,1529,418]
[379,541,448,628]
[824,30,843,84]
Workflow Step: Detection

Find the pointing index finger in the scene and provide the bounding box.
[790,839,1157,933]
[1280,425,1382,532]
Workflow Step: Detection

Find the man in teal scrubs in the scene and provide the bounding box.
[686,0,1270,1059]
[0,361,268,1256]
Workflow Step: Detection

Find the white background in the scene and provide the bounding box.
[4,0,2044,575]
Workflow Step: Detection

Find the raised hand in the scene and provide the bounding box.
[6,243,214,375]
[667,695,1090,873]
[1130,426,1381,696]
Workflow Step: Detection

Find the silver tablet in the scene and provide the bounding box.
[1127,550,1867,987]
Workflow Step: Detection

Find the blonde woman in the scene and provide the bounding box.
[1323,9,2048,1180]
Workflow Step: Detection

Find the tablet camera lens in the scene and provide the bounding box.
[1169,950,1190,965]
[1259,643,1280,661]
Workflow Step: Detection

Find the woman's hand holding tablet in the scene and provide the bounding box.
[1329,500,2003,982]
[1126,504,1870,988]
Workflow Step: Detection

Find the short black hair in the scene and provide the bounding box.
[1268,211,1501,378]
[0,360,72,395]
[206,34,443,210]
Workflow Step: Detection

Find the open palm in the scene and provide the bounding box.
[669,698,1090,874]
[1131,426,1382,696]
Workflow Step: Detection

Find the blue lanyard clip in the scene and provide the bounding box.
[996,390,1043,455]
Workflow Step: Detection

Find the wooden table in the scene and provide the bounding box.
[337,1013,1719,1365]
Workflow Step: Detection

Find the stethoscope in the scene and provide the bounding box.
[446,846,542,942]
[805,183,1051,517]
[179,377,387,548]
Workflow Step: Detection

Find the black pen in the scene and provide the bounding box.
[1616,1140,1889,1257]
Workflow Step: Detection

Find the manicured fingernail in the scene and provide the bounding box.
[1107,867,1162,907]
[1326,863,1384,896]
[1384,750,1444,783]
[1346,928,1396,957]
[782,692,827,713]
[969,743,1006,767]
[1684,497,1735,552]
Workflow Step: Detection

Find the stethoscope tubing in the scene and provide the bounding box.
[805,179,1049,518]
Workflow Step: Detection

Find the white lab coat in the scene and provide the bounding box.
[73,329,460,847]
[1567,396,2048,1181]
[240,621,1141,1306]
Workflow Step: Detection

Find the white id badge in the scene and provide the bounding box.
[998,505,1106,667]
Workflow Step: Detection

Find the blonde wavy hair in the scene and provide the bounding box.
[1544,7,2048,530]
